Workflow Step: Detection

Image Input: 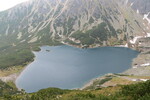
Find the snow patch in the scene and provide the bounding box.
[139,43,142,45]
[141,63,150,67]
[146,33,150,37]
[140,79,149,82]
[129,36,143,44]
[137,10,139,14]
[131,79,149,82]
[143,12,150,24]
[125,43,128,47]
[130,2,134,6]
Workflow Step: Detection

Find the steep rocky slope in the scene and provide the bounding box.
[0,0,149,48]
[120,0,150,76]
[128,0,150,19]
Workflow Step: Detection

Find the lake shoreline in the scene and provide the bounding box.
[0,59,35,86]
[0,44,142,92]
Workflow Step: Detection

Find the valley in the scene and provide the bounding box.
[0,0,150,99]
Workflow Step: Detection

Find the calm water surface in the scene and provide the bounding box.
[16,45,139,93]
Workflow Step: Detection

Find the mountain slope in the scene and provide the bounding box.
[127,0,150,30]
[0,0,149,69]
[128,0,150,17]
[0,0,149,47]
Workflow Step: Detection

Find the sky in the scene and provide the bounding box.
[0,0,29,11]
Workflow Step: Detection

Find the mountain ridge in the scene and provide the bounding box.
[0,0,149,48]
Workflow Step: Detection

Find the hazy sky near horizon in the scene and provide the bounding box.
[0,0,29,11]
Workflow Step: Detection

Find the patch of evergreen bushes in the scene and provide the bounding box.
[2,80,150,100]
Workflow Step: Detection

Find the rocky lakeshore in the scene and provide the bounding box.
[80,35,150,90]
[0,34,149,92]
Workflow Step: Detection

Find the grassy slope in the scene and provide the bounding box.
[0,80,21,97]
[0,80,150,100]
[0,36,62,70]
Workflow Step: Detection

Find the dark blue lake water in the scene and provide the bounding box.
[16,45,139,93]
